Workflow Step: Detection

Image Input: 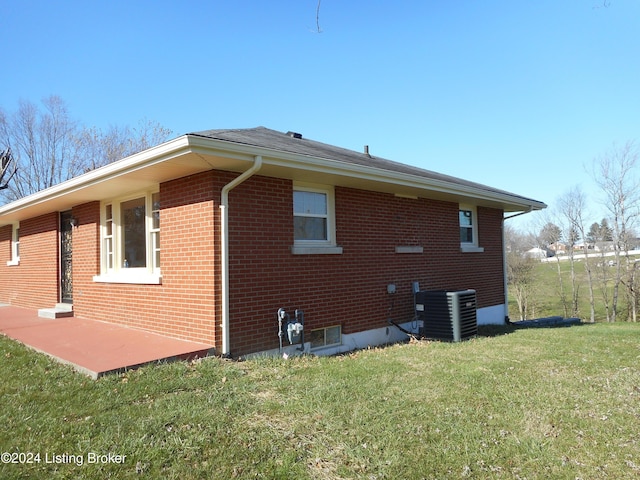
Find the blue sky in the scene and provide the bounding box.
[2,1,639,230]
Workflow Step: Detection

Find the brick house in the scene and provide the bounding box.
[0,127,545,357]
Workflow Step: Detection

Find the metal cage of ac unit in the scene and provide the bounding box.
[415,289,478,342]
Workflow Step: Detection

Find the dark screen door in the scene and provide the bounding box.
[60,211,73,304]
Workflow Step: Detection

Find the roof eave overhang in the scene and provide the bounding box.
[186,135,547,213]
[0,136,206,224]
[0,134,546,226]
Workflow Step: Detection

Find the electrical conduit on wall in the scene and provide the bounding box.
[220,155,262,356]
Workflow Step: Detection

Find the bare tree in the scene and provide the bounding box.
[0,148,17,190]
[593,141,640,322]
[505,225,538,320]
[0,96,79,200]
[0,96,172,204]
[74,119,172,171]
[557,186,595,321]
[537,218,572,317]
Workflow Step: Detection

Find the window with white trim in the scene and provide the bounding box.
[294,188,329,242]
[104,204,114,270]
[151,192,160,270]
[95,191,161,283]
[459,204,484,252]
[7,223,19,266]
[292,184,342,254]
[459,209,474,244]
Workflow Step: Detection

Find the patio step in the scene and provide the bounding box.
[38,304,74,319]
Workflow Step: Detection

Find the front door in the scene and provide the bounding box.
[60,211,73,304]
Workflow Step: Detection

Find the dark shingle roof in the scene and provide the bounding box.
[189,126,543,207]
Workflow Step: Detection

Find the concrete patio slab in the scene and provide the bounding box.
[0,305,214,378]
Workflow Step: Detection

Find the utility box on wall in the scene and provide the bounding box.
[416,289,478,342]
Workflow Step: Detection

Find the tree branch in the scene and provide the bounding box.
[316,0,322,33]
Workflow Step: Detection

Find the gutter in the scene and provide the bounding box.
[219,155,263,357]
[186,136,548,213]
[0,137,191,215]
[504,207,533,220]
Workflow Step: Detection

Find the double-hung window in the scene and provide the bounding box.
[292,184,342,254]
[95,191,161,284]
[459,204,483,252]
[459,209,474,244]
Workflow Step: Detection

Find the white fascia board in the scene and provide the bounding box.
[197,139,547,212]
[0,136,192,220]
[0,134,546,224]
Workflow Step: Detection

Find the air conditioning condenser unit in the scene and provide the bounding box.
[415,289,477,342]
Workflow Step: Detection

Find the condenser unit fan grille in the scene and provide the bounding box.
[416,289,477,342]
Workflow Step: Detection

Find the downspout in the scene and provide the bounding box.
[502,208,533,322]
[502,217,509,323]
[220,155,263,357]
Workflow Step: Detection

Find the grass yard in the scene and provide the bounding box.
[507,257,638,322]
[1,323,640,479]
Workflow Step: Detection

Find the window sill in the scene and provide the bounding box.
[6,259,20,266]
[93,272,162,285]
[461,245,484,253]
[291,245,343,255]
[395,246,424,254]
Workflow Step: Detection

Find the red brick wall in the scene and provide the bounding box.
[72,171,219,346]
[0,170,505,358]
[0,213,59,308]
[225,177,506,356]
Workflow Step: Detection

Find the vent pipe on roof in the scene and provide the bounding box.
[286,131,302,139]
[364,145,371,158]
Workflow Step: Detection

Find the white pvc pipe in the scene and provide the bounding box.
[220,155,262,356]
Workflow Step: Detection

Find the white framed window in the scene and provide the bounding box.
[104,204,114,270]
[292,183,342,255]
[459,204,484,253]
[309,325,342,350]
[94,190,161,284]
[460,208,474,243]
[151,192,160,271]
[6,222,19,266]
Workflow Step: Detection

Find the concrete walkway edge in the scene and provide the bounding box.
[0,305,214,379]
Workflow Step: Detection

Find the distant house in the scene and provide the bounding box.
[525,247,553,259]
[574,242,599,252]
[0,127,546,357]
[548,242,566,255]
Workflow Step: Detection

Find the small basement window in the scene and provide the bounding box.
[309,325,342,349]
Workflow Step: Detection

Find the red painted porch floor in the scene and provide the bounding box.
[0,305,214,379]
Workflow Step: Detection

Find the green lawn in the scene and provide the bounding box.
[507,257,637,322]
[1,323,640,479]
